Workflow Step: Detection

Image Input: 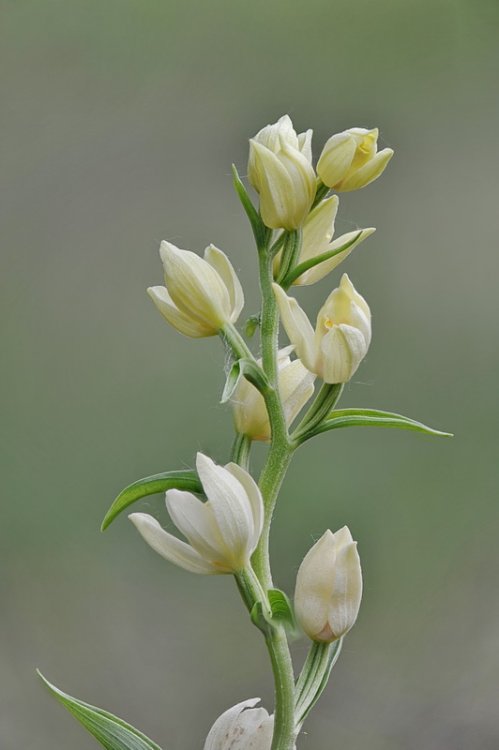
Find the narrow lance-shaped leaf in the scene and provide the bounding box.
[221,358,271,404]
[268,588,299,636]
[310,408,453,439]
[102,470,202,531]
[221,360,243,403]
[231,164,269,250]
[282,231,363,288]
[38,672,164,750]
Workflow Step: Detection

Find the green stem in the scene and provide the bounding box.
[248,238,296,750]
[294,639,343,729]
[276,229,302,285]
[265,627,297,750]
[252,447,293,588]
[292,382,343,444]
[235,568,297,750]
[221,323,256,363]
[311,180,330,209]
[230,433,252,470]
[235,566,270,616]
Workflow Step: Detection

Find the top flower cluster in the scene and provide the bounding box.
[147,115,393,393]
[249,114,393,230]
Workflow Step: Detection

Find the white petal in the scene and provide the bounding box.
[279,359,316,427]
[277,144,316,226]
[320,324,367,383]
[276,344,295,363]
[295,530,337,640]
[296,228,375,286]
[297,128,313,163]
[333,525,354,550]
[340,273,371,325]
[128,513,216,574]
[160,241,231,327]
[147,286,211,337]
[250,141,315,230]
[231,375,267,439]
[224,462,264,551]
[203,698,264,750]
[165,490,226,563]
[337,147,394,192]
[328,541,363,638]
[204,244,245,322]
[273,284,316,373]
[300,196,339,265]
[317,132,356,188]
[196,453,254,569]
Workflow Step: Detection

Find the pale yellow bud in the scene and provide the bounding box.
[294,527,362,642]
[147,242,244,337]
[273,274,371,384]
[248,115,316,230]
[248,114,313,189]
[317,127,393,192]
[231,346,315,441]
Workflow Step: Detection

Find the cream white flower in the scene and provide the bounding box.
[294,527,362,642]
[147,241,244,337]
[273,274,371,384]
[275,196,375,286]
[248,115,316,230]
[248,114,313,186]
[129,453,263,574]
[204,698,275,750]
[231,346,315,441]
[317,127,393,192]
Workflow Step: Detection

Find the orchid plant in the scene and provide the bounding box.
[39,115,451,750]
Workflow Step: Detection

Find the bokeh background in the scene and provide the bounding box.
[2,1,498,748]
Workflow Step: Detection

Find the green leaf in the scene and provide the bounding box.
[282,231,363,288]
[231,164,269,249]
[221,358,270,404]
[294,639,343,728]
[314,408,453,438]
[250,601,271,635]
[221,360,242,403]
[250,590,297,636]
[268,589,300,637]
[268,589,296,630]
[102,470,202,531]
[38,671,163,750]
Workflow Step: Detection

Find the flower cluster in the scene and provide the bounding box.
[124,114,396,749]
[145,116,391,391]
[131,114,393,656]
[44,112,452,750]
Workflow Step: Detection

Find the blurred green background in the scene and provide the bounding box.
[1,1,498,748]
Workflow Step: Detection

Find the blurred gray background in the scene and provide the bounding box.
[1,1,498,748]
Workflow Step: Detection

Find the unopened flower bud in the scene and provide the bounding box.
[248,115,316,230]
[294,527,362,642]
[231,346,315,441]
[317,127,393,192]
[273,274,371,384]
[204,698,275,750]
[148,242,244,337]
[129,453,263,574]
